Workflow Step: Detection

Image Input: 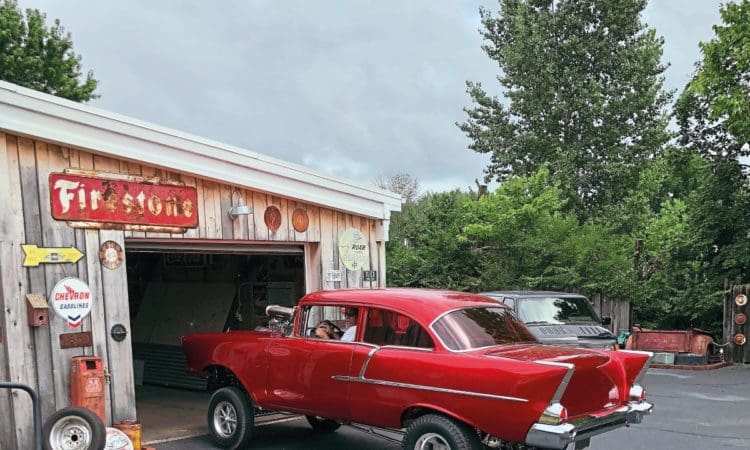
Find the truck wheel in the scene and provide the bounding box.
[305,415,341,433]
[42,406,106,450]
[403,414,482,450]
[207,387,254,449]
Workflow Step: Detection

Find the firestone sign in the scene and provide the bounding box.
[49,173,198,229]
[50,277,93,328]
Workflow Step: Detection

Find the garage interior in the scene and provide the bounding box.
[125,243,305,442]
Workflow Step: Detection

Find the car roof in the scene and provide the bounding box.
[301,288,501,324]
[482,290,587,298]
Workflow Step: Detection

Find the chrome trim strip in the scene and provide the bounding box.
[331,375,528,403]
[380,345,433,352]
[358,347,380,378]
[535,361,574,404]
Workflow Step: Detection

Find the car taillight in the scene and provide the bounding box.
[539,402,568,425]
[629,384,646,401]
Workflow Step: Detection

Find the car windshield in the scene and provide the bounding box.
[432,307,537,351]
[517,296,599,324]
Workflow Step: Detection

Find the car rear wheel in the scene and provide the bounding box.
[403,414,482,450]
[305,415,341,433]
[207,387,254,449]
[42,406,106,450]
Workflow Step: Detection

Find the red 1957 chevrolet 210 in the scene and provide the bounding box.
[182,289,653,449]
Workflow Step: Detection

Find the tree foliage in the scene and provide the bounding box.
[388,168,635,299]
[374,173,421,203]
[459,0,671,216]
[0,0,98,101]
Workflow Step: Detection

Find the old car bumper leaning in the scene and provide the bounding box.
[525,400,653,449]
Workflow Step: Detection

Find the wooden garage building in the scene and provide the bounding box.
[0,80,401,449]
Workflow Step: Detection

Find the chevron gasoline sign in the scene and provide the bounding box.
[50,278,93,328]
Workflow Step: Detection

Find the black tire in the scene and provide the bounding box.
[207,386,255,449]
[403,414,482,450]
[305,415,341,433]
[42,406,106,450]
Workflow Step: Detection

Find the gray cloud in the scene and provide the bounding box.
[17,0,724,193]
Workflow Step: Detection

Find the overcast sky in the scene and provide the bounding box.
[16,0,725,194]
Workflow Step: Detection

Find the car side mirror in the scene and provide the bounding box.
[601,316,612,326]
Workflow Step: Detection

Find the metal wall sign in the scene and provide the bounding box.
[325,270,342,282]
[363,270,377,282]
[49,277,93,328]
[338,228,369,270]
[264,206,282,232]
[59,331,93,349]
[21,244,84,267]
[98,240,124,270]
[49,172,198,231]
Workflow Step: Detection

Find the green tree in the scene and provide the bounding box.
[387,190,482,289]
[459,0,671,216]
[0,0,97,101]
[677,1,750,153]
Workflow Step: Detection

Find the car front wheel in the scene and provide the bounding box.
[403,414,482,450]
[207,386,254,449]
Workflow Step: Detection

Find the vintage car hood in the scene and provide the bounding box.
[527,324,615,348]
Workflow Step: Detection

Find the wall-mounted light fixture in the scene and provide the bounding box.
[228,189,253,220]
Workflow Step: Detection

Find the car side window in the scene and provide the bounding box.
[503,297,515,309]
[363,308,433,349]
[300,305,347,339]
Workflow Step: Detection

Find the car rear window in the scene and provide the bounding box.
[432,307,537,351]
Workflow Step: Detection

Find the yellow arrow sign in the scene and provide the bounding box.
[21,244,84,267]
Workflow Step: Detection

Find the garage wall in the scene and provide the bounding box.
[0,132,388,449]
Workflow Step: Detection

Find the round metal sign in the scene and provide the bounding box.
[292,208,309,233]
[110,324,128,342]
[99,240,124,270]
[733,333,746,346]
[50,277,93,329]
[105,427,134,450]
[338,228,369,270]
[264,206,282,232]
[735,313,747,326]
[735,294,748,306]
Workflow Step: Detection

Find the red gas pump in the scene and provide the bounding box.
[69,356,106,424]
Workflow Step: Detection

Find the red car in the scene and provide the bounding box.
[182,289,653,449]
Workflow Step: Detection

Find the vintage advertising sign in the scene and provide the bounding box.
[50,277,93,328]
[21,244,84,267]
[338,228,369,270]
[49,172,198,231]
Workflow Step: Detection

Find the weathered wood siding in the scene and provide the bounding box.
[590,293,630,334]
[0,133,387,449]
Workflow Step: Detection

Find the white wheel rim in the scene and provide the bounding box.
[213,400,238,438]
[415,432,450,450]
[48,416,93,450]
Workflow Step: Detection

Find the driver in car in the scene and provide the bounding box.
[341,308,358,341]
[314,320,343,339]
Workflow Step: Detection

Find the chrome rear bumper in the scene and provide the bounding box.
[525,401,653,449]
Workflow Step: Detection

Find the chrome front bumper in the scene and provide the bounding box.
[525,401,653,449]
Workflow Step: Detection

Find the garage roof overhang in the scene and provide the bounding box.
[0,81,401,222]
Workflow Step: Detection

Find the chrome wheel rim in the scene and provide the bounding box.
[415,432,450,450]
[213,400,238,438]
[48,416,92,450]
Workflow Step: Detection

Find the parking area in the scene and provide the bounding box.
[155,364,750,449]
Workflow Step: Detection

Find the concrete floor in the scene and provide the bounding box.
[135,385,211,444]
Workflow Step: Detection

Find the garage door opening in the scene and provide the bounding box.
[124,243,305,442]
